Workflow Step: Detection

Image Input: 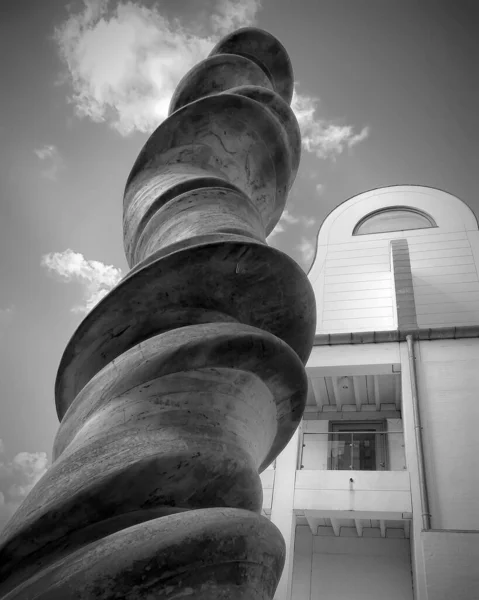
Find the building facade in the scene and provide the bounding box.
[264,186,479,600]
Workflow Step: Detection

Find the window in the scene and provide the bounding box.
[353,206,436,236]
[300,421,393,471]
[329,422,386,471]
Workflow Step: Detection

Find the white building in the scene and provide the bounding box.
[264,185,479,600]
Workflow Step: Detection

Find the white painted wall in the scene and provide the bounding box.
[292,526,413,600]
[260,468,275,511]
[270,429,299,600]
[309,186,479,333]
[422,530,479,600]
[399,342,428,600]
[265,336,479,600]
[294,470,411,514]
[416,339,479,530]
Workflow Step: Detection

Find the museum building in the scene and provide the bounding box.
[263,185,479,600]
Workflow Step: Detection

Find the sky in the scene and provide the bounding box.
[0,0,477,530]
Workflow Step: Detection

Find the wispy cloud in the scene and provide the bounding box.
[292,87,370,159]
[41,249,123,314]
[210,0,263,35]
[267,209,316,241]
[34,144,63,181]
[296,236,315,265]
[54,0,261,135]
[0,440,49,532]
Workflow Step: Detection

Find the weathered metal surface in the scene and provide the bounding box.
[0,27,316,599]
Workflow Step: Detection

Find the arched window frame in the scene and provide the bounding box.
[352,206,437,236]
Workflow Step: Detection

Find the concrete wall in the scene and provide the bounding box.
[292,525,413,600]
[266,335,479,599]
[294,470,411,514]
[416,338,479,530]
[399,342,428,599]
[422,530,479,600]
[309,186,479,334]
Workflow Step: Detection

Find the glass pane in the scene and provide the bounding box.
[354,209,434,235]
[330,434,350,470]
[302,434,330,469]
[300,431,405,471]
[356,432,377,470]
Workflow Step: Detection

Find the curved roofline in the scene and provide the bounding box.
[307,184,478,276]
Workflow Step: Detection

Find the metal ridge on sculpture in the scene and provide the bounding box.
[0,27,316,599]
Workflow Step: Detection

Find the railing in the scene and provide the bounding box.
[300,431,406,471]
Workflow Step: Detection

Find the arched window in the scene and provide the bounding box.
[353,206,436,235]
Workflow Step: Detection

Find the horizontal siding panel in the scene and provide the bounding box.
[326,240,390,252]
[413,273,479,287]
[327,247,390,259]
[412,265,477,278]
[326,254,391,267]
[325,272,392,284]
[418,312,479,326]
[325,281,393,294]
[411,256,474,269]
[323,298,393,311]
[325,263,391,276]
[408,239,471,252]
[325,288,393,301]
[416,301,479,315]
[406,231,468,245]
[409,247,472,260]
[323,307,393,319]
[321,316,395,331]
[414,282,479,295]
[415,291,479,305]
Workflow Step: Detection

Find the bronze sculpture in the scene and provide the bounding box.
[0,27,315,599]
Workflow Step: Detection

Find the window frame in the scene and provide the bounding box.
[352,206,437,236]
[329,420,388,471]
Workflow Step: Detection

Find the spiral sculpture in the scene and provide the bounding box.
[0,27,315,599]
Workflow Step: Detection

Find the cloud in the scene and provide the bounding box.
[267,209,316,241]
[34,144,63,181]
[303,216,317,227]
[210,0,263,35]
[315,183,325,195]
[54,1,367,161]
[291,87,370,159]
[54,0,261,135]
[280,209,300,226]
[0,440,49,532]
[296,236,315,265]
[41,249,123,314]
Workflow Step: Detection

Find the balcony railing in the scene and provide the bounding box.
[300,431,406,471]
